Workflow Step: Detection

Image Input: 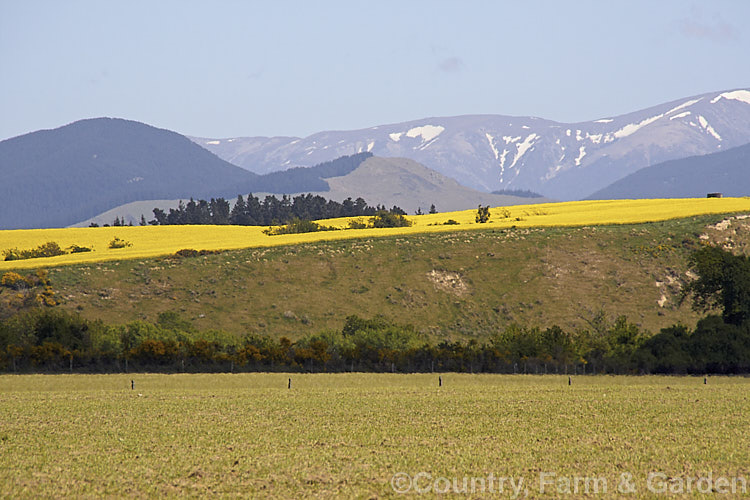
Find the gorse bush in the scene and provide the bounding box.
[1,272,30,290]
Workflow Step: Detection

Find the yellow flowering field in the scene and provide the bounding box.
[1,197,748,270]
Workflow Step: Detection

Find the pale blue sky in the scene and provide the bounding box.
[2,0,749,141]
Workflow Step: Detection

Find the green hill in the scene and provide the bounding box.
[7,212,747,340]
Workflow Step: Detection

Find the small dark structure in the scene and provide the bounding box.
[707,192,723,198]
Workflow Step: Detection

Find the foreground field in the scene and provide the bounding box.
[0,374,748,497]
[2,197,749,270]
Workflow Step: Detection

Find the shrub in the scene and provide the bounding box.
[369,211,412,228]
[476,205,491,223]
[108,237,132,249]
[173,249,223,258]
[263,219,338,236]
[1,272,29,290]
[174,249,199,258]
[67,245,93,253]
[3,241,66,261]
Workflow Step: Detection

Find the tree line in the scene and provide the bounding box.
[148,193,407,227]
[1,245,749,374]
[1,308,748,375]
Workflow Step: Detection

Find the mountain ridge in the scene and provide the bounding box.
[0,117,261,229]
[192,88,750,200]
[587,141,750,200]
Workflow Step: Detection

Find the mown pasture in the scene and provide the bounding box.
[0,373,748,497]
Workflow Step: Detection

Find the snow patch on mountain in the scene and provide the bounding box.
[670,111,691,120]
[389,132,403,142]
[509,134,538,169]
[575,146,587,166]
[698,116,722,141]
[613,112,665,139]
[206,140,220,145]
[594,118,613,123]
[485,133,500,160]
[711,90,750,105]
[587,133,603,144]
[406,125,444,142]
[667,98,701,115]
[499,150,509,182]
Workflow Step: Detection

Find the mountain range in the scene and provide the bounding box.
[193,88,750,200]
[0,119,542,229]
[3,88,750,229]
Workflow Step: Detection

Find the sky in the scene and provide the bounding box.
[1,0,749,141]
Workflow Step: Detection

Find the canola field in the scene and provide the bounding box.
[0,373,748,497]
[1,197,749,270]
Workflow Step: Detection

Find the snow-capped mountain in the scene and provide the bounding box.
[193,89,750,200]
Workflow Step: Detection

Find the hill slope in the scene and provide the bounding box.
[0,118,260,229]
[588,142,750,199]
[73,155,549,226]
[193,89,750,200]
[18,212,748,340]
[305,156,551,214]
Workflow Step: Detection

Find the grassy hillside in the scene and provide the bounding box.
[3,212,749,342]
[2,199,749,341]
